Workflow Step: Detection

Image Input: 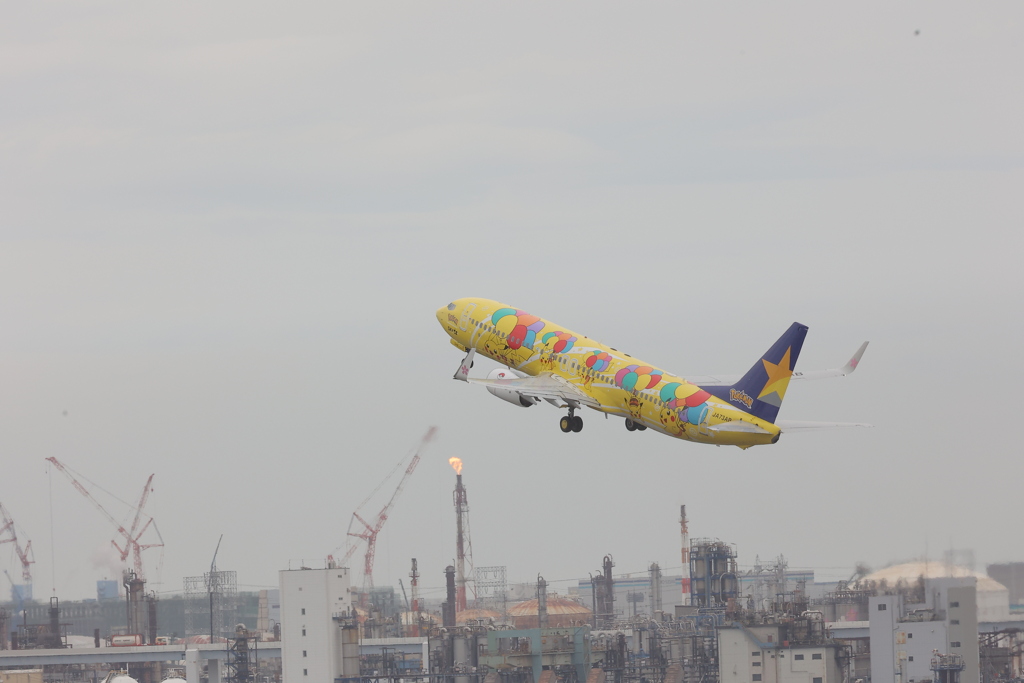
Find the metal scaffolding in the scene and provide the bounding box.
[474,565,508,616]
[184,570,237,639]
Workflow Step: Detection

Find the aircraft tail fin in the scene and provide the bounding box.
[703,322,808,424]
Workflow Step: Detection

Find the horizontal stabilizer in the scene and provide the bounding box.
[686,341,869,386]
[707,421,770,435]
[776,420,873,432]
[791,341,869,380]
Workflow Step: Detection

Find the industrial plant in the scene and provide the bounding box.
[2,432,1022,683]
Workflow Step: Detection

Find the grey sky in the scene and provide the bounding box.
[1,2,1021,605]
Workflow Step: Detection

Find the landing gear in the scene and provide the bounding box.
[560,407,584,433]
[625,419,647,432]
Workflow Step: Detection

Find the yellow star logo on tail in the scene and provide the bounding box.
[758,347,794,405]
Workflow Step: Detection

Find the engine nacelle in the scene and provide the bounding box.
[485,368,539,408]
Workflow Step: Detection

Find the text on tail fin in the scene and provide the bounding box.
[703,322,808,424]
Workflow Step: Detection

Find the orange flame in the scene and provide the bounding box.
[448,457,463,475]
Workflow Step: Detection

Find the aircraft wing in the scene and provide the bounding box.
[775,420,873,432]
[466,373,603,409]
[685,342,869,386]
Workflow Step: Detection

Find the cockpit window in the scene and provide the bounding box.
[447,303,457,310]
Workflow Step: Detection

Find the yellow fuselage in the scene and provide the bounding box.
[437,298,780,448]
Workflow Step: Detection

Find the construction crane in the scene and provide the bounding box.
[333,427,435,590]
[45,458,164,580]
[0,501,34,583]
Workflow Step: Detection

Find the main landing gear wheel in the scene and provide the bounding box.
[625,419,647,432]
[560,407,584,433]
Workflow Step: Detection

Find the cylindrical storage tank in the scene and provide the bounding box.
[693,557,706,579]
[454,636,471,683]
[722,573,738,598]
[692,577,705,601]
[342,625,360,678]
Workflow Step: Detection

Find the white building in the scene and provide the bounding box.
[868,580,980,683]
[718,623,843,683]
[279,566,355,683]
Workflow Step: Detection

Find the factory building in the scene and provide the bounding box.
[279,565,355,682]
[718,616,843,683]
[868,580,980,683]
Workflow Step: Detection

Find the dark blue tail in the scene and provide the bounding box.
[704,322,808,424]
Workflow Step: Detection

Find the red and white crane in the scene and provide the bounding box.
[0,500,34,583]
[45,457,163,581]
[332,427,435,590]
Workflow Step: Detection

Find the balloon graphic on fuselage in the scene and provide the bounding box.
[492,308,545,350]
[659,382,712,424]
[614,365,663,392]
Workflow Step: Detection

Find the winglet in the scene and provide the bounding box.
[841,342,869,375]
[790,341,869,381]
[453,349,476,382]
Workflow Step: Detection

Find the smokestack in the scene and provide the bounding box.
[537,576,548,629]
[455,474,467,612]
[410,559,420,637]
[649,563,662,616]
[595,555,615,629]
[450,459,474,614]
[443,565,456,628]
[680,505,690,605]
[147,594,158,645]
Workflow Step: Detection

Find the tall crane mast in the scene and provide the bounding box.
[339,427,435,590]
[0,501,34,583]
[45,458,164,580]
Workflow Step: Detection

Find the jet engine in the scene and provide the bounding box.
[485,368,539,408]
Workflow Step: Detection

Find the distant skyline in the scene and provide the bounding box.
[1,1,1021,603]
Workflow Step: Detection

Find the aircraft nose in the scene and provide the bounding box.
[436,305,450,327]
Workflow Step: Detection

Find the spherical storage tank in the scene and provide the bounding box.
[859,562,1010,621]
[508,596,592,629]
[456,608,502,624]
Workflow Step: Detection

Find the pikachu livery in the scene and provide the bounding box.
[437,298,869,449]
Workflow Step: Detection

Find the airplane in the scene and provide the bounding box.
[436,298,869,449]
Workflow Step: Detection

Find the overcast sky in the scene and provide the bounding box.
[1,2,1022,608]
